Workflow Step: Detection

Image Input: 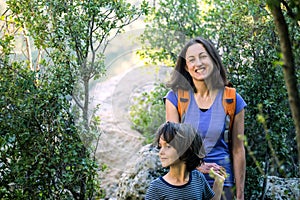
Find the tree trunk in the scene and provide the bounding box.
[268,0,300,168]
[83,77,89,132]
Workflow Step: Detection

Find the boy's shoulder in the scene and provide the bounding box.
[191,169,206,180]
[150,176,163,184]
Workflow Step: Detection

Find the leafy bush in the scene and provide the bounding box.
[0,37,101,199]
[129,83,168,144]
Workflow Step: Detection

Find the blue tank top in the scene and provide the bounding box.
[165,89,247,186]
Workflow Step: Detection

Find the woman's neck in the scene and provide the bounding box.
[193,81,219,109]
[194,80,219,96]
[193,80,210,96]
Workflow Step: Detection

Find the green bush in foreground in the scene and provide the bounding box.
[0,38,101,199]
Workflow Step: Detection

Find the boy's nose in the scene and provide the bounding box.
[159,148,165,155]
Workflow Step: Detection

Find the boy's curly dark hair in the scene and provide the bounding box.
[155,122,205,172]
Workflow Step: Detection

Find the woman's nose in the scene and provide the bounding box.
[195,58,202,66]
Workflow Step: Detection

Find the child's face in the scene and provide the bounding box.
[158,137,180,167]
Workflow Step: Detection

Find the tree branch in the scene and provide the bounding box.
[72,95,84,111]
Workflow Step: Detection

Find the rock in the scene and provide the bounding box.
[265,176,300,200]
[116,144,168,200]
[116,144,300,200]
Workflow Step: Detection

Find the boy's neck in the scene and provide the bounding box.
[164,164,190,186]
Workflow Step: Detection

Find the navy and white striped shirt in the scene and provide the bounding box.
[145,170,214,200]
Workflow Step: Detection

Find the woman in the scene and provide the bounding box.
[146,122,225,200]
[164,37,246,200]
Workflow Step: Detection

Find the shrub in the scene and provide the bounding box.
[129,83,168,144]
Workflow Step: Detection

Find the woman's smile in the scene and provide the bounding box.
[185,43,214,81]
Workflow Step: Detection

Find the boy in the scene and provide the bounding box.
[146,122,225,200]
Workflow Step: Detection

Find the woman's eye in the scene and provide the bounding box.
[199,55,207,59]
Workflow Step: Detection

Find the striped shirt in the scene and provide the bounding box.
[145,170,214,200]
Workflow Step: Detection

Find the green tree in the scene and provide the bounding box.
[138,0,207,66]
[0,35,101,199]
[202,1,299,197]
[5,0,148,137]
[267,0,300,170]
[1,0,148,199]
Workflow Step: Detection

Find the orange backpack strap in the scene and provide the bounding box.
[177,89,190,122]
[222,86,236,147]
[223,86,236,131]
[177,87,236,128]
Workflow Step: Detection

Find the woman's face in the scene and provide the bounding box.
[158,137,180,168]
[185,43,214,82]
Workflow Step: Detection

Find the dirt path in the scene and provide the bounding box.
[91,71,144,199]
[90,65,170,199]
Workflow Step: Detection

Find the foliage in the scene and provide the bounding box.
[1,1,150,198]
[266,0,300,171]
[130,0,299,199]
[5,0,148,133]
[129,83,168,144]
[203,1,299,197]
[137,0,209,66]
[0,35,101,199]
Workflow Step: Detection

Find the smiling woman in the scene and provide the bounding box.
[164,37,247,200]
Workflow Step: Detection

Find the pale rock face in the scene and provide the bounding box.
[116,144,300,200]
[117,144,167,200]
[265,176,300,200]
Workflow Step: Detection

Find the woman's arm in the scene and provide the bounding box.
[232,109,246,200]
[165,99,180,123]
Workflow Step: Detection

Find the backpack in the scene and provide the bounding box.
[177,86,236,146]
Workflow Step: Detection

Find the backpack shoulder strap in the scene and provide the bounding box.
[177,87,236,126]
[177,89,190,122]
[222,86,236,131]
